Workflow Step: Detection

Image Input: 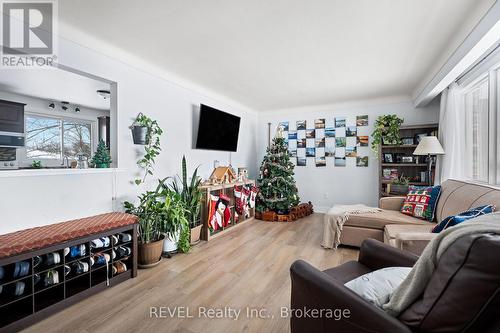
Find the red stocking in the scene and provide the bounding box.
[249,186,259,209]
[220,194,231,227]
[208,194,220,232]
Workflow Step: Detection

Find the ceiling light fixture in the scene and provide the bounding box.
[75,107,80,113]
[48,102,55,109]
[61,101,69,111]
[96,89,110,100]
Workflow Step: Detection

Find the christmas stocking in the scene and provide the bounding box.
[249,185,259,209]
[208,194,221,232]
[234,186,250,216]
[219,194,231,227]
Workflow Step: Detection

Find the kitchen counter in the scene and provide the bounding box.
[0,168,123,178]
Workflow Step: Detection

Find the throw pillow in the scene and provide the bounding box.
[344,267,412,308]
[400,185,441,221]
[432,205,496,233]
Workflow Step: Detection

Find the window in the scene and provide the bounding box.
[463,78,489,182]
[25,114,93,161]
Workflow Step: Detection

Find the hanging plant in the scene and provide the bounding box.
[132,113,163,185]
[371,115,404,156]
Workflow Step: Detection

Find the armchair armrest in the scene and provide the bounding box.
[290,260,411,333]
[358,239,418,270]
[395,232,437,256]
[379,196,406,211]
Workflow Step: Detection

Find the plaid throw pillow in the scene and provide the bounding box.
[400,185,441,221]
[432,205,496,233]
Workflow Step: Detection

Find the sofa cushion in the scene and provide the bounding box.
[345,210,431,231]
[432,205,496,233]
[401,185,441,221]
[399,234,500,332]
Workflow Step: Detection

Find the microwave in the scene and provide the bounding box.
[0,147,18,170]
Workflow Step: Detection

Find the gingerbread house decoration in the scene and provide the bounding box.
[209,166,237,184]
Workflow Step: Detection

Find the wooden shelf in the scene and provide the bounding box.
[378,123,439,199]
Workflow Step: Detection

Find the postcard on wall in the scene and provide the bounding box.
[325,127,335,138]
[306,129,315,138]
[297,138,306,148]
[325,146,335,157]
[315,118,325,129]
[335,157,346,167]
[357,136,369,146]
[297,157,306,166]
[289,148,297,157]
[288,130,297,140]
[315,137,325,148]
[335,117,346,128]
[316,156,326,167]
[306,147,316,157]
[336,137,346,147]
[346,146,357,157]
[297,120,306,130]
[356,156,368,167]
[335,147,345,158]
[279,121,289,131]
[346,126,357,137]
[356,115,368,126]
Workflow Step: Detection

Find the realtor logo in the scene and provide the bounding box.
[1,0,57,67]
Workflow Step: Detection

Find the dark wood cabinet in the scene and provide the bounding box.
[0,99,25,134]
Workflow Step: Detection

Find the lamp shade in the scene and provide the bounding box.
[413,136,444,155]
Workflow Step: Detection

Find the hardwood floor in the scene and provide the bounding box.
[23,213,358,333]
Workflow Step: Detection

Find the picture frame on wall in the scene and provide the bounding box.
[297,120,306,130]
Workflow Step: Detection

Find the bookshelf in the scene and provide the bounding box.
[378,124,439,198]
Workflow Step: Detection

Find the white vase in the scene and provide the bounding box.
[163,230,180,253]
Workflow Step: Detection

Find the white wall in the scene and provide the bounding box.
[257,96,440,212]
[0,36,258,234]
[0,91,109,167]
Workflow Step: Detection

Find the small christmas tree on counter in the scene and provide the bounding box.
[256,127,300,215]
[91,139,112,168]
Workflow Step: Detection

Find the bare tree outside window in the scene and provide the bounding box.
[26,115,93,160]
[26,116,62,159]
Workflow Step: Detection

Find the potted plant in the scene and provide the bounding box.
[90,139,112,168]
[155,179,190,254]
[391,174,410,194]
[371,115,404,155]
[131,113,163,185]
[170,156,203,245]
[124,189,165,267]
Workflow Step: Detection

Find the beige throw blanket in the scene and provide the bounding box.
[321,204,382,250]
[383,212,500,316]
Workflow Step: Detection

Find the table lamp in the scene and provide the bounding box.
[413,136,444,186]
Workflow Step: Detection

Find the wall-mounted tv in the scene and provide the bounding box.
[195,104,241,152]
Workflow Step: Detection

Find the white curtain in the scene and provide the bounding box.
[435,82,466,184]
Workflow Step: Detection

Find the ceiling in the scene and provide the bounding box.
[0,68,110,110]
[58,0,496,111]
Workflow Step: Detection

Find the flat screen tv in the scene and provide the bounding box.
[195,104,241,152]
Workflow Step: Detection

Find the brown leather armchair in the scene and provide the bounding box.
[290,237,500,333]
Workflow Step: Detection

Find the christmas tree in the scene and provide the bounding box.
[90,139,112,168]
[256,128,300,213]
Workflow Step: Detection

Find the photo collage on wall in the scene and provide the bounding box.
[280,114,369,167]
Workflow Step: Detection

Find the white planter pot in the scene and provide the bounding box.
[163,230,180,253]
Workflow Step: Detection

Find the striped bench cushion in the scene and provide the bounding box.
[0,212,137,258]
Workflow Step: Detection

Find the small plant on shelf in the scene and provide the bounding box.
[90,139,112,168]
[132,113,163,185]
[31,160,42,169]
[371,115,404,155]
[391,174,410,195]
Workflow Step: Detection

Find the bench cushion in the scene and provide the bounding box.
[0,212,137,258]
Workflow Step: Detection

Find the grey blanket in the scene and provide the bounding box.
[383,212,500,316]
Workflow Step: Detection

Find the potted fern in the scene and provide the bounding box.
[371,115,404,155]
[90,139,112,168]
[170,156,203,245]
